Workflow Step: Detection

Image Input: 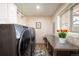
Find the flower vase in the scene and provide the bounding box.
[59,38,66,43]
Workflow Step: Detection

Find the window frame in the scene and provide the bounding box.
[60,3,79,33]
[70,4,79,33]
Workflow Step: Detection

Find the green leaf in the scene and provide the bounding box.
[58,32,67,38]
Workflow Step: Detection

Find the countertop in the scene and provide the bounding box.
[45,35,79,51]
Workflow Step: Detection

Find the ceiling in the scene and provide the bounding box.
[16,3,64,16]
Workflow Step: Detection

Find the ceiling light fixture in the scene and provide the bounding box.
[36,5,40,9]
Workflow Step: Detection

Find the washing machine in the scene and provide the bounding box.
[0,24,35,56]
[14,24,31,56]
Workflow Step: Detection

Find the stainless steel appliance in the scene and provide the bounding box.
[15,25,35,56]
[0,24,35,56]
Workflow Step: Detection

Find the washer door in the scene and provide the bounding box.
[18,29,31,56]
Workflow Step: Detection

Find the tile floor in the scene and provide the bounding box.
[34,43,49,56]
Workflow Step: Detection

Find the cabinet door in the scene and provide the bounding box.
[7,4,17,23]
[0,4,17,23]
[0,4,8,23]
[0,24,16,56]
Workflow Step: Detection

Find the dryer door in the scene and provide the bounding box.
[18,29,31,56]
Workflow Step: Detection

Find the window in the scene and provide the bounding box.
[71,4,79,32]
[60,10,70,30]
[60,4,79,33]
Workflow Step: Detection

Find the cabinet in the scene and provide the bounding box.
[0,3,17,23]
[0,24,16,56]
[0,3,8,23]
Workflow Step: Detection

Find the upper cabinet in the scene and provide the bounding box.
[7,4,17,23]
[0,4,8,20]
[0,3,17,24]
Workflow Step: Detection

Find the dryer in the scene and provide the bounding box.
[0,24,35,56]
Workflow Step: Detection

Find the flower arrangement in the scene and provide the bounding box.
[57,29,69,38]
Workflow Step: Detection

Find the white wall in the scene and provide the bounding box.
[17,13,53,43]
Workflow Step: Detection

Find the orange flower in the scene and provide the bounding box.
[57,29,69,32]
[57,30,61,32]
